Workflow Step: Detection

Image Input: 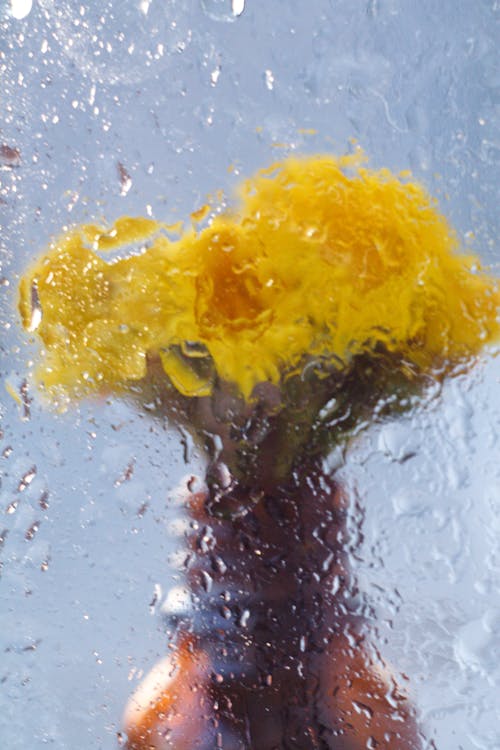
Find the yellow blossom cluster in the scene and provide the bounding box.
[19,153,499,401]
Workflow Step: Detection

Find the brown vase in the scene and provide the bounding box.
[123,464,421,749]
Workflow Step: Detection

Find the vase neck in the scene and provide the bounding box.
[186,470,351,676]
[129,471,420,750]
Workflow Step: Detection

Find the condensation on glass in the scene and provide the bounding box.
[1,1,499,749]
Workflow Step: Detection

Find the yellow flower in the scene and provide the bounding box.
[19,153,500,402]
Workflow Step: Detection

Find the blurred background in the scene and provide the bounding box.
[1,1,499,747]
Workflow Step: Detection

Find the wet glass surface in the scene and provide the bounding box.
[1,1,500,748]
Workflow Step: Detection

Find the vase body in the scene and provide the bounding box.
[125,468,420,749]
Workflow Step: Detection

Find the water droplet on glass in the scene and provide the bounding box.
[39,490,50,510]
[483,608,500,635]
[201,0,245,22]
[392,487,429,517]
[211,554,227,575]
[220,604,232,620]
[8,0,32,20]
[454,615,498,678]
[264,69,275,91]
[117,162,132,197]
[27,282,42,332]
[353,700,374,722]
[160,585,192,616]
[198,525,216,554]
[0,144,21,168]
[19,379,32,422]
[149,583,162,614]
[210,66,221,86]
[237,608,250,628]
[200,570,213,593]
[113,459,135,487]
[25,521,40,541]
[18,466,36,492]
[330,574,341,596]
[377,422,418,463]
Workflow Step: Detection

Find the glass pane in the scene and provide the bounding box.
[1,1,499,748]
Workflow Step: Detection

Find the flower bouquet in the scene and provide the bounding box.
[20,152,499,749]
